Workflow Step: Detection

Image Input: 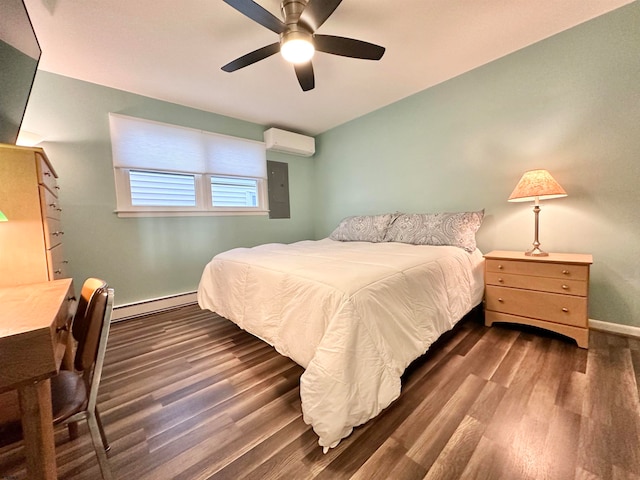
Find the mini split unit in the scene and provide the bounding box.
[264,128,315,157]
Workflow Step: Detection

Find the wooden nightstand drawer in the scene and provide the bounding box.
[485,258,589,281]
[485,271,588,296]
[485,285,587,328]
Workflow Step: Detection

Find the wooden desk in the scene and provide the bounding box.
[0,279,75,479]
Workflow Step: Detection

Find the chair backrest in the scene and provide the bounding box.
[72,278,109,371]
[86,286,114,413]
[71,278,114,412]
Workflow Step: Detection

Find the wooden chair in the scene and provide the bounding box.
[0,278,115,480]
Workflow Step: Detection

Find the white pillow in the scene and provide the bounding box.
[329,213,398,243]
[384,210,484,252]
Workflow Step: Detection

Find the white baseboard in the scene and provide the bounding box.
[112,291,198,321]
[589,318,640,339]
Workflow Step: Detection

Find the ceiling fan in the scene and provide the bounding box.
[221,0,386,91]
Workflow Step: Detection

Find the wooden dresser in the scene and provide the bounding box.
[0,143,67,287]
[484,250,593,348]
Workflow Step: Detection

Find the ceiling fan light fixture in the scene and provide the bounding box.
[280,30,314,63]
[221,0,386,91]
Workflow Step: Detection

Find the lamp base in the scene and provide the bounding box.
[525,247,549,257]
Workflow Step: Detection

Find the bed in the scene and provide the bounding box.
[197,211,485,451]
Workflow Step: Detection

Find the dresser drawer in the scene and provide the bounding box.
[40,185,62,220]
[36,152,58,192]
[485,271,588,296]
[485,285,587,327]
[44,217,64,249]
[48,244,67,280]
[485,259,589,281]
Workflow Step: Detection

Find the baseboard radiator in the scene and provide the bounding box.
[112,291,197,322]
[111,291,640,339]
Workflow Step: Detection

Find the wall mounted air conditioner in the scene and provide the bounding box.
[264,128,315,157]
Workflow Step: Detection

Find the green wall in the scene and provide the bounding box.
[21,72,315,305]
[313,2,640,327]
[20,3,639,327]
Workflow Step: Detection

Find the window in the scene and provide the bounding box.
[211,176,258,207]
[109,113,268,217]
[130,170,197,207]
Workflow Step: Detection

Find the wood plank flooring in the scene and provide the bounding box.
[1,305,639,479]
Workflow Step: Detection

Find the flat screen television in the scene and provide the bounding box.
[0,0,41,145]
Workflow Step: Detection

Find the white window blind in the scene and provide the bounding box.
[109,114,204,172]
[211,176,258,207]
[129,170,197,207]
[108,113,268,217]
[203,131,267,178]
[109,113,267,177]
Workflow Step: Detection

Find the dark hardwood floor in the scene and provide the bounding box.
[1,305,639,480]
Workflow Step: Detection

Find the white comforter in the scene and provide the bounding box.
[197,239,484,450]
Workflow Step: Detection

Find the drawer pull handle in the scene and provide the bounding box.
[49,203,57,208]
[56,324,69,333]
[562,284,569,290]
[55,185,61,190]
[63,260,69,264]
[44,171,52,177]
[562,307,569,313]
[498,265,503,270]
[67,295,77,302]
[562,270,570,275]
[498,298,504,302]
[52,231,65,236]
[54,269,62,274]
[498,278,504,283]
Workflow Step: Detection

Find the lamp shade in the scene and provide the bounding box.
[508,169,567,202]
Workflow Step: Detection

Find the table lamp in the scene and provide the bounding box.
[508,169,567,256]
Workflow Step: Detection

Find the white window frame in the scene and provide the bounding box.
[109,114,269,218]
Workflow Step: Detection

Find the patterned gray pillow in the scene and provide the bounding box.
[329,213,397,242]
[384,210,484,252]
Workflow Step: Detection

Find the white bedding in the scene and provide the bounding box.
[197,238,484,450]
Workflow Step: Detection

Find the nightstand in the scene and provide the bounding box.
[483,250,593,348]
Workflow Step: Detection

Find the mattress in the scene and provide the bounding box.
[197,238,484,450]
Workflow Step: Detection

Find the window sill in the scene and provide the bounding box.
[115,210,270,218]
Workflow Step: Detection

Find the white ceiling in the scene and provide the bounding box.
[23,0,633,136]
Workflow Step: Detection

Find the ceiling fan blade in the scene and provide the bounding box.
[223,0,285,34]
[315,35,385,60]
[221,43,280,72]
[294,62,315,91]
[299,0,342,32]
